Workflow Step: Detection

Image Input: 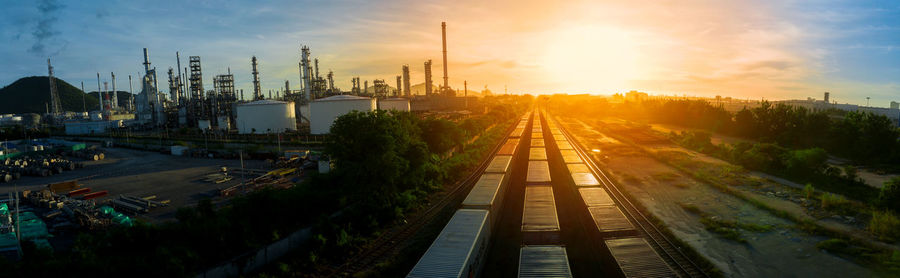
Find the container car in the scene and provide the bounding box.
[605,237,675,278]
[408,209,491,278]
[526,161,551,184]
[522,186,560,245]
[518,245,573,278]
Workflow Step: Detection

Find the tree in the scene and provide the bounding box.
[783,148,829,178]
[326,110,434,218]
[419,118,465,155]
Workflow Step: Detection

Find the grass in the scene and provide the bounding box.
[652,171,680,182]
[699,216,746,243]
[816,238,900,275]
[678,202,774,243]
[869,210,900,242]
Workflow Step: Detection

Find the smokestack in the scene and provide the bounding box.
[96,73,103,112]
[143,48,151,73]
[402,65,411,97]
[300,46,312,101]
[111,72,118,109]
[176,52,185,102]
[128,75,134,112]
[441,22,448,94]
[103,82,110,111]
[314,58,320,79]
[251,56,261,100]
[396,76,402,97]
[424,60,433,97]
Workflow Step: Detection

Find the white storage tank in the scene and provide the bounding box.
[309,95,376,134]
[198,120,212,130]
[378,98,410,112]
[235,100,296,134]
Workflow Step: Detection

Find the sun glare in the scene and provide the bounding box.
[542,25,639,93]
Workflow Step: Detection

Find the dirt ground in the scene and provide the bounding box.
[557,115,877,277]
[0,146,269,223]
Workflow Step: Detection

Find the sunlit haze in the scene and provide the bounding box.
[2,0,898,105]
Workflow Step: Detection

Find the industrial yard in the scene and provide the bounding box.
[0,146,268,222]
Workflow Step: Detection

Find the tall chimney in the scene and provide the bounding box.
[111,72,118,109]
[96,73,103,112]
[441,22,449,94]
[402,65,411,97]
[143,48,151,73]
[396,76,402,97]
[252,56,262,100]
[424,60,433,97]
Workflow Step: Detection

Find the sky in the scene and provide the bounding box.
[1,0,898,106]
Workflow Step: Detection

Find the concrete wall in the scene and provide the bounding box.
[196,227,311,278]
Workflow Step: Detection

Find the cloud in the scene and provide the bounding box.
[29,0,65,56]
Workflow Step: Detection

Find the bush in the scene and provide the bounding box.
[821,193,848,210]
[877,177,900,212]
[870,210,900,241]
[804,183,815,199]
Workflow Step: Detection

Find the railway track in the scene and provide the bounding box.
[326,121,516,277]
[553,115,710,278]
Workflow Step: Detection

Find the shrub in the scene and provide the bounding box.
[877,177,900,213]
[869,210,900,241]
[804,183,815,199]
[821,193,848,210]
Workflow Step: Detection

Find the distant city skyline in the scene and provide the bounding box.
[1,0,898,106]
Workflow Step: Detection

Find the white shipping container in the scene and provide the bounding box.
[526,161,551,184]
[518,246,573,278]
[461,173,508,229]
[484,155,512,174]
[408,209,490,278]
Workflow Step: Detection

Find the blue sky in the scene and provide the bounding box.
[1,0,898,107]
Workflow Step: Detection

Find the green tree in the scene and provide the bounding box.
[419,118,465,155]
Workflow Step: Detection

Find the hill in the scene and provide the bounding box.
[0,76,100,114]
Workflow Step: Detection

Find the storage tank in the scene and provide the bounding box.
[235,100,296,134]
[309,95,376,134]
[377,98,410,111]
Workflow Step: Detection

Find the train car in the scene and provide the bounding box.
[484,155,513,174]
[588,206,636,237]
[559,149,581,164]
[531,138,545,147]
[518,245,573,278]
[550,128,563,135]
[462,173,508,230]
[552,134,567,141]
[408,209,491,278]
[578,187,614,207]
[571,172,600,187]
[521,186,560,245]
[529,147,548,160]
[511,128,526,138]
[567,163,590,174]
[497,139,521,156]
[605,237,675,278]
[526,161,551,184]
[555,140,574,150]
